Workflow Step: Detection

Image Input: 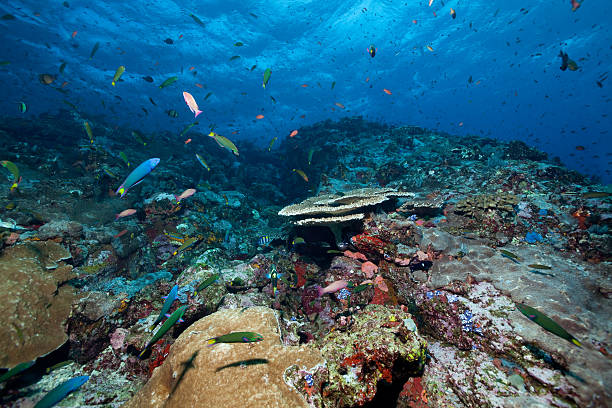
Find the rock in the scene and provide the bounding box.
[320,304,427,407]
[124,307,323,408]
[37,220,83,240]
[0,242,77,367]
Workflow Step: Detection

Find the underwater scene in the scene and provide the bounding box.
[0,0,611,407]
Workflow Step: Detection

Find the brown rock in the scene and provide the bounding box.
[0,241,77,367]
[124,307,323,408]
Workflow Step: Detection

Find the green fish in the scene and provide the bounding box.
[234,41,244,46]
[139,305,188,358]
[331,81,336,89]
[34,376,89,408]
[528,269,555,278]
[194,273,220,296]
[267,136,277,151]
[18,101,26,113]
[527,264,552,270]
[0,360,35,383]
[179,122,198,138]
[500,249,520,263]
[262,68,271,88]
[229,55,241,61]
[172,236,199,256]
[250,64,257,71]
[1,160,19,181]
[308,148,315,165]
[195,153,210,171]
[204,92,212,100]
[215,358,269,372]
[189,13,206,28]
[351,282,373,293]
[132,130,148,146]
[89,42,100,59]
[207,331,264,346]
[59,62,66,74]
[102,166,117,178]
[83,121,94,143]
[1,14,16,21]
[45,360,74,374]
[112,65,125,86]
[209,132,239,156]
[159,76,178,89]
[516,303,581,347]
[119,151,130,167]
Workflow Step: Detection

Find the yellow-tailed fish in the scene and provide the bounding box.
[516,303,581,347]
[267,136,277,151]
[195,153,210,171]
[173,236,199,256]
[308,148,315,165]
[83,121,94,143]
[112,65,125,86]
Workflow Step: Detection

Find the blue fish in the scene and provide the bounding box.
[150,285,178,330]
[257,235,271,246]
[115,158,160,198]
[34,375,89,408]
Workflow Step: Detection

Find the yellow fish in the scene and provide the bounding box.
[112,65,125,86]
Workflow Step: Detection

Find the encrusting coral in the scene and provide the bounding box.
[123,307,323,408]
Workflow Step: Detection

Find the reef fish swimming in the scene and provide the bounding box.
[515,302,582,347]
[149,285,178,330]
[115,158,160,198]
[33,375,89,408]
[140,305,188,357]
[207,331,264,346]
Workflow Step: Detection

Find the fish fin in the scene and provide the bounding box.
[165,313,171,318]
[571,338,582,348]
[178,318,184,323]
[162,295,168,300]
[195,110,203,118]
[206,338,217,346]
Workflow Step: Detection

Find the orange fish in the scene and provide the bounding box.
[412,19,417,24]
[71,31,77,38]
[256,114,264,119]
[365,77,370,82]
[427,45,434,52]
[301,84,308,88]
[184,138,192,144]
[289,130,298,138]
[195,83,203,88]
[189,66,195,70]
[383,88,392,95]
[335,102,345,109]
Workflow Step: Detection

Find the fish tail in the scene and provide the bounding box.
[112,81,116,87]
[571,338,582,348]
[195,110,203,118]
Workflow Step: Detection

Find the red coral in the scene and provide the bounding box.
[294,261,308,288]
[370,287,389,305]
[148,341,171,375]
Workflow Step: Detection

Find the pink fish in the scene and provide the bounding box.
[318,280,348,297]
[182,91,203,118]
[175,188,196,203]
[115,208,136,220]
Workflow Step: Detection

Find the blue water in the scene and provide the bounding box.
[0,1,610,181]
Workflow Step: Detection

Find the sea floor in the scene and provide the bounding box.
[0,115,610,407]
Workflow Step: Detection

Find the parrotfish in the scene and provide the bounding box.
[194,273,219,296]
[140,305,188,358]
[150,285,178,330]
[34,375,89,408]
[182,91,203,118]
[208,132,239,156]
[318,280,348,297]
[115,158,160,198]
[516,303,582,347]
[207,331,264,346]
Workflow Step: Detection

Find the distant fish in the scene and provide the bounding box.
[189,13,206,27]
[208,132,239,156]
[426,45,434,52]
[516,303,581,347]
[159,76,178,89]
[33,376,89,408]
[207,331,264,346]
[266,264,282,296]
[528,269,555,278]
[289,130,298,138]
[256,114,264,119]
[257,235,271,246]
[164,38,174,44]
[450,8,456,19]
[115,158,160,198]
[318,280,348,296]
[527,264,552,270]
[139,305,187,357]
[367,44,376,58]
[115,208,136,220]
[112,65,125,87]
[383,88,392,95]
[183,91,203,118]
[39,73,56,85]
[142,75,154,83]
[172,236,199,256]
[570,0,581,11]
[195,153,210,171]
[500,249,520,263]
[292,168,309,182]
[268,136,278,151]
[18,101,27,113]
[194,273,219,296]
[71,31,77,38]
[89,42,100,59]
[175,188,196,203]
[166,109,179,118]
[234,41,244,46]
[262,68,272,88]
[149,285,178,330]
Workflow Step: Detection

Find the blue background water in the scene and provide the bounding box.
[1,0,610,182]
